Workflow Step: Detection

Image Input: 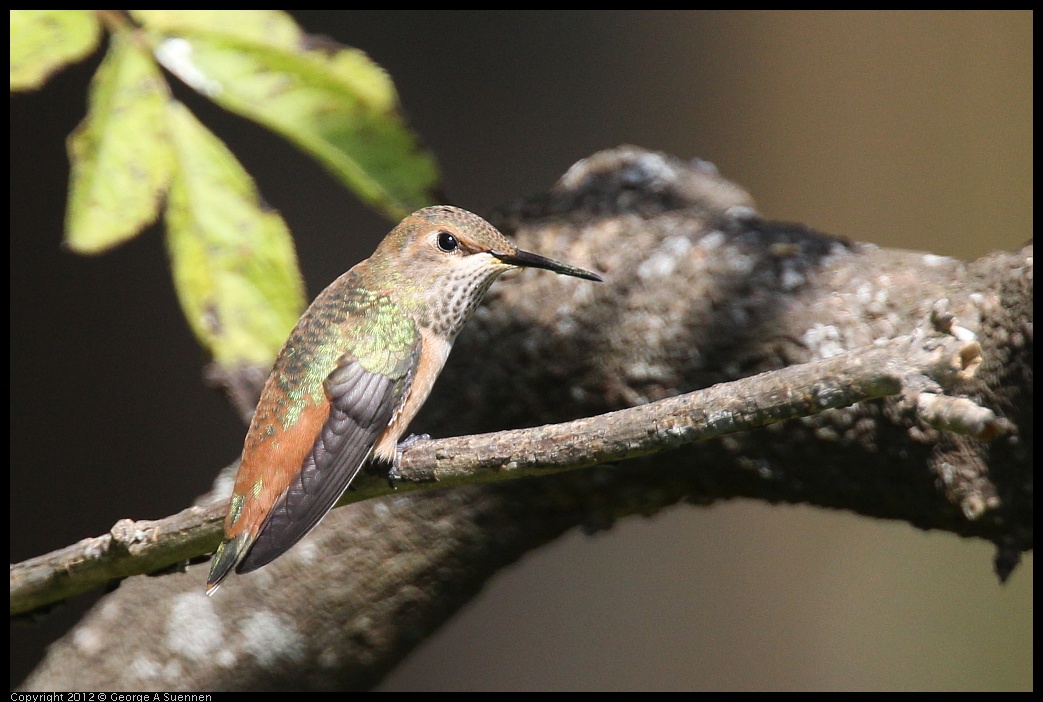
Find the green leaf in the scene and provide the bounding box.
[130,10,300,47]
[138,10,440,219]
[10,9,101,91]
[165,101,306,369]
[65,30,173,254]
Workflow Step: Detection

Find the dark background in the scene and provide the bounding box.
[11,11,1031,690]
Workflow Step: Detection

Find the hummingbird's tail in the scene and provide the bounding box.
[205,532,252,596]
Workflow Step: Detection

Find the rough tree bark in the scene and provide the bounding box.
[17,146,1032,691]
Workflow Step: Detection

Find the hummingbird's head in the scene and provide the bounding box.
[382,205,602,281]
[376,206,601,336]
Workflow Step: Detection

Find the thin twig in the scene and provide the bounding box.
[10,327,985,617]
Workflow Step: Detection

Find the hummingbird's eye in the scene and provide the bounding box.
[436,231,459,253]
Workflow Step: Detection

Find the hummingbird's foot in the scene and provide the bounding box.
[389,433,431,488]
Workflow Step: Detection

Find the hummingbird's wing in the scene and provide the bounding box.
[236,346,419,575]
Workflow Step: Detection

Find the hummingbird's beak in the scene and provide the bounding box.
[492,249,603,282]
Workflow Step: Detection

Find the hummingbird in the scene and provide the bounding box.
[206,205,601,594]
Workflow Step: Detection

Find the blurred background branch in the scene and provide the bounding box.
[17,147,1032,690]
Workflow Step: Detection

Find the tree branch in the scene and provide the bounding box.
[10,325,992,617]
[17,147,1032,691]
